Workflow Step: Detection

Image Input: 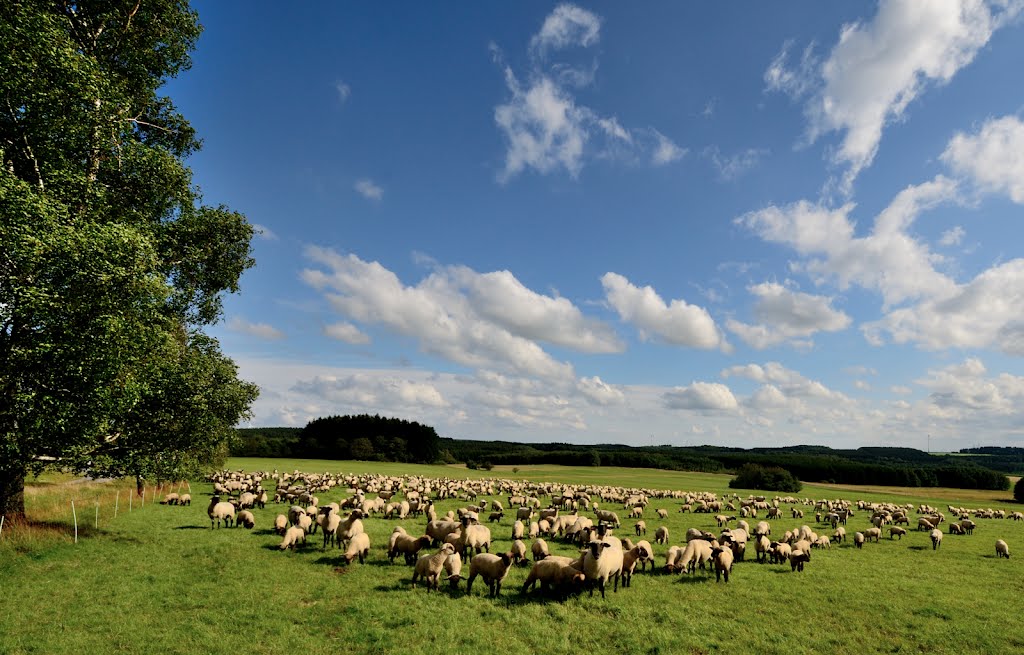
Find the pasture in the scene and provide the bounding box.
[2,458,1023,655]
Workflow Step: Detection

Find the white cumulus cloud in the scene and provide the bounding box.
[354,178,383,200]
[663,382,738,411]
[727,282,851,349]
[324,322,371,345]
[602,272,729,351]
[226,316,285,340]
[941,115,1024,203]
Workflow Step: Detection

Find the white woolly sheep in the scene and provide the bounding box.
[930,528,943,550]
[635,520,647,536]
[521,556,586,596]
[528,521,539,539]
[391,533,432,564]
[279,525,306,550]
[854,532,865,549]
[531,538,550,561]
[996,539,1010,559]
[274,514,288,535]
[444,551,463,589]
[161,493,179,506]
[582,536,624,598]
[512,520,525,540]
[426,519,461,545]
[655,526,669,545]
[510,539,528,566]
[457,521,492,557]
[959,519,976,535]
[889,526,907,540]
[949,523,964,535]
[754,534,771,563]
[178,493,191,506]
[833,527,846,543]
[387,526,408,553]
[320,507,342,549]
[516,507,534,522]
[236,510,255,529]
[343,532,370,564]
[656,508,668,519]
[338,510,365,546]
[487,511,503,523]
[679,539,713,574]
[863,527,881,543]
[711,545,734,582]
[207,496,235,529]
[412,544,457,592]
[770,541,791,564]
[466,552,515,597]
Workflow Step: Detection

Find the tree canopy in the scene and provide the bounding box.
[1,0,258,518]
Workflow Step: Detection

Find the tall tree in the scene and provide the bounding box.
[0,0,258,519]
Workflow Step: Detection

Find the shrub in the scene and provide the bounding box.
[729,463,802,493]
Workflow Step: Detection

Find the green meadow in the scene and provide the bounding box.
[3,458,1023,655]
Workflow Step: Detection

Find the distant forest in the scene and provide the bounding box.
[232,419,1012,490]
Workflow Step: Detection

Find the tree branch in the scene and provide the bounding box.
[127,117,179,135]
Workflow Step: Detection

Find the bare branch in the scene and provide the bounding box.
[125,1,141,32]
[127,117,179,135]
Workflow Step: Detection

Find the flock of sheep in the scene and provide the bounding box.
[181,468,1015,600]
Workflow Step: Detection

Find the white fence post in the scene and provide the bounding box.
[115,491,119,519]
[71,500,78,544]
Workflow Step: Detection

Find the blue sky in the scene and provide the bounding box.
[169,1,1024,450]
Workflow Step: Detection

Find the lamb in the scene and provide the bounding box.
[918,517,936,531]
[444,551,463,589]
[516,507,534,522]
[582,536,624,598]
[390,533,432,564]
[466,552,515,597]
[178,493,191,506]
[620,541,653,587]
[343,532,370,564]
[236,510,255,529]
[655,526,669,545]
[770,541,791,564]
[656,509,669,519]
[854,532,865,549]
[833,527,846,543]
[274,514,288,535]
[387,526,408,554]
[296,513,312,534]
[412,544,457,592]
[635,520,647,536]
[959,519,976,535]
[510,539,528,566]
[207,495,235,529]
[889,526,908,540]
[711,545,734,582]
[531,538,550,561]
[279,525,306,550]
[996,539,1010,559]
[161,493,179,505]
[930,528,943,550]
[487,511,504,523]
[521,557,586,596]
[789,548,810,572]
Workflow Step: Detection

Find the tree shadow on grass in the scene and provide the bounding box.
[172,525,208,530]
[907,545,928,551]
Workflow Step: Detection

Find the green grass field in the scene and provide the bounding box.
[3,458,1023,655]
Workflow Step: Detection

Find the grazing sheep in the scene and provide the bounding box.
[297,513,312,534]
[444,551,463,589]
[930,529,943,550]
[457,520,492,557]
[854,532,865,549]
[655,526,669,545]
[178,493,191,506]
[161,493,179,506]
[236,510,255,529]
[889,526,908,540]
[770,541,792,565]
[466,552,515,597]
[391,534,432,565]
[582,537,624,598]
[274,514,288,535]
[207,495,235,529]
[512,520,525,540]
[338,510,365,546]
[863,527,881,543]
[656,509,669,519]
[279,525,306,550]
[949,523,964,535]
[510,539,528,566]
[789,549,810,572]
[918,518,936,532]
[426,519,461,546]
[531,538,550,561]
[516,507,534,522]
[412,544,457,592]
[521,557,586,596]
[343,532,370,564]
[833,527,846,543]
[387,526,408,553]
[679,539,714,574]
[996,539,1010,559]
[635,520,647,536]
[959,519,976,535]
[487,511,503,523]
[711,545,734,583]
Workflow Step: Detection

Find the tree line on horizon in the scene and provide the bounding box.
[233,420,1011,491]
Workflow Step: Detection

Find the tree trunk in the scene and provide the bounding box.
[0,464,26,521]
